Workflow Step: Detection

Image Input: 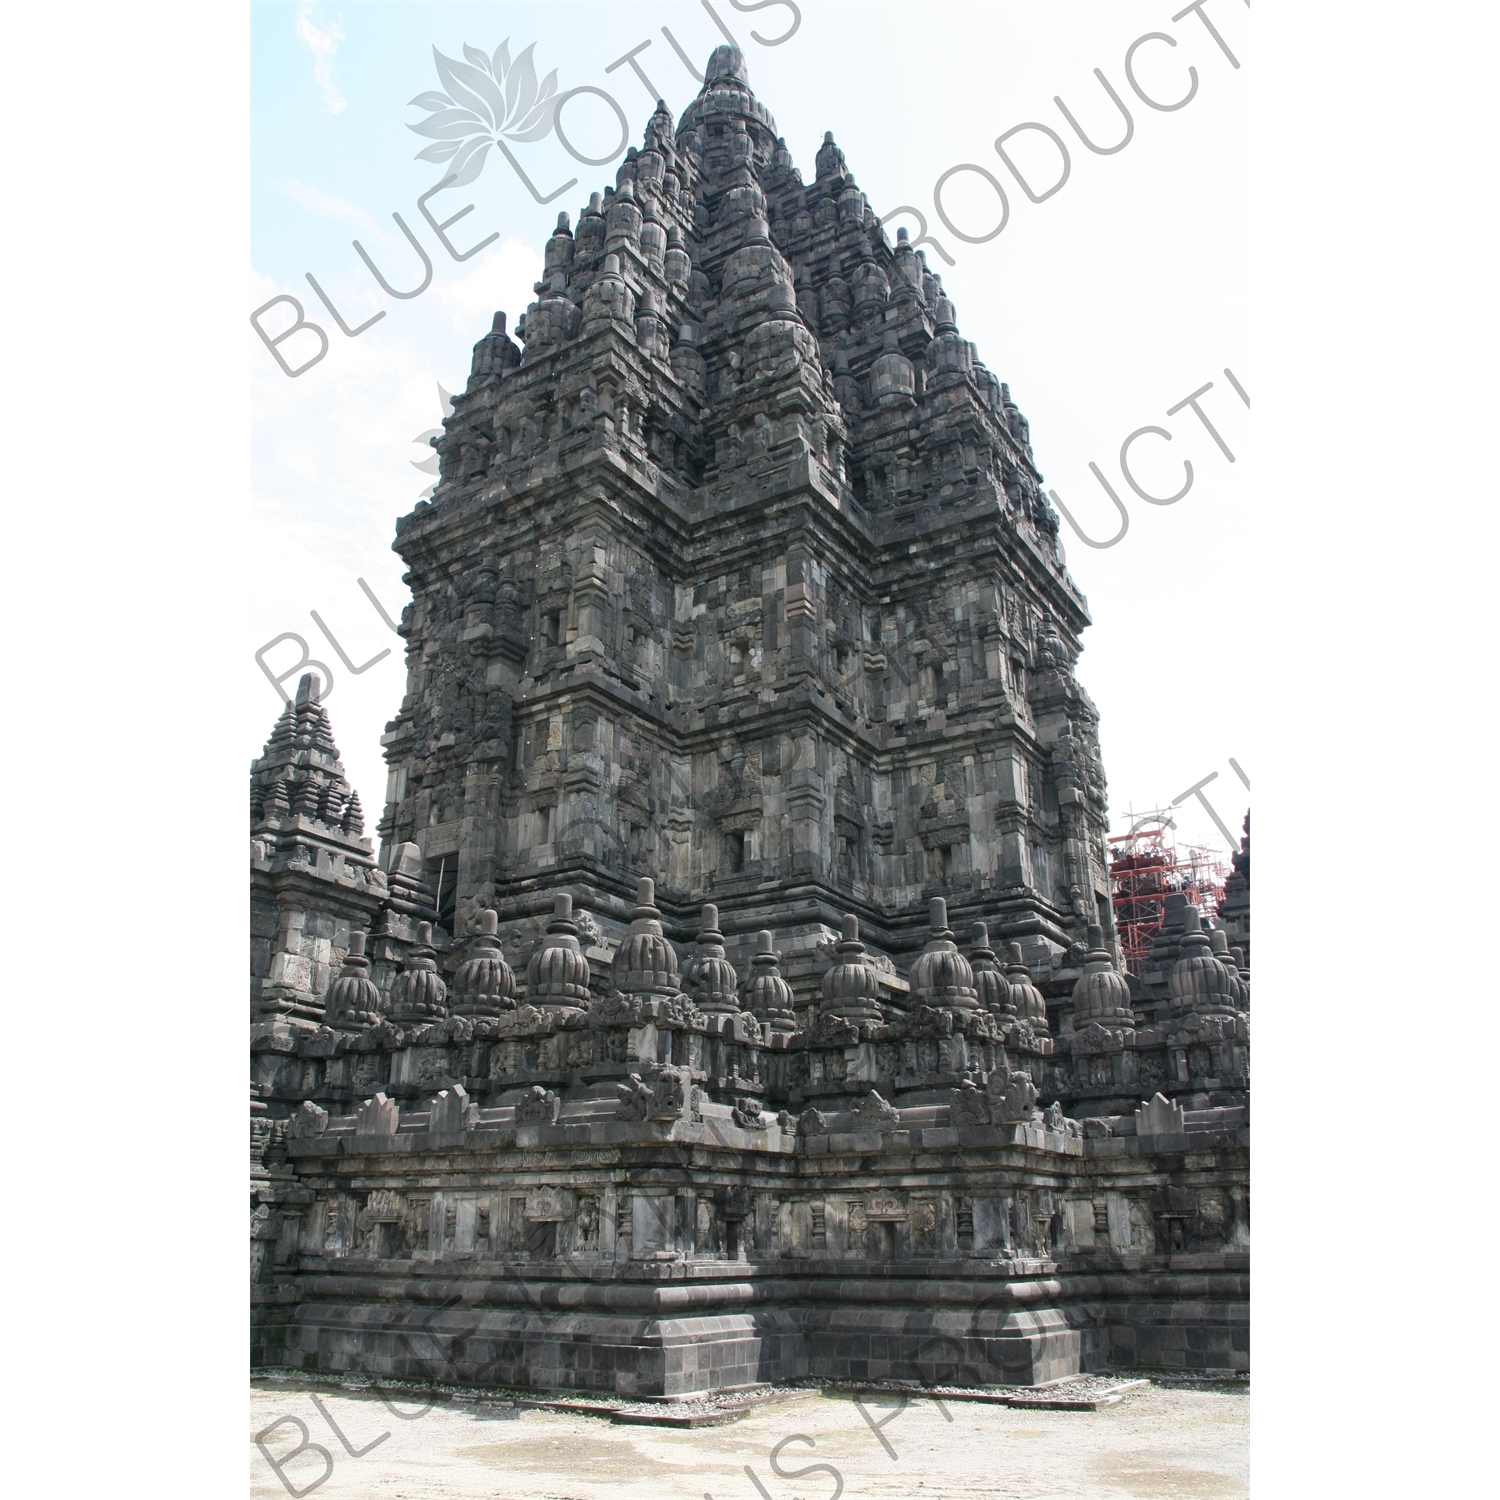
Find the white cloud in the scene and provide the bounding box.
[248,239,543,818]
[274,177,379,236]
[295,3,346,116]
[428,237,545,341]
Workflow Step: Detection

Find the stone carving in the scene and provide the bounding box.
[615,1064,690,1122]
[355,1093,399,1136]
[744,930,797,1033]
[576,1196,600,1250]
[288,1100,329,1139]
[450,909,517,1017]
[905,1004,955,1039]
[249,46,1250,1395]
[367,1019,404,1048]
[1003,944,1049,1031]
[813,1010,862,1046]
[612,879,682,1003]
[987,1067,1039,1124]
[325,932,381,1031]
[525,1187,575,1221]
[951,1080,990,1127]
[363,1190,403,1223]
[686,904,740,1015]
[526,894,592,1014]
[819,916,884,1026]
[428,1084,475,1135]
[909,899,978,1012]
[515,1086,560,1125]
[853,1090,899,1131]
[388,923,447,1023]
[1169,906,1239,1019]
[1071,924,1134,1028]
[969,922,1010,1019]
[1135,1092,1187,1137]
[911,1199,938,1252]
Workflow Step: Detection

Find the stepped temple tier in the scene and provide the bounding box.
[250,48,1248,1395]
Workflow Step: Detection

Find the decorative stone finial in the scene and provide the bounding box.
[909,897,978,1011]
[705,43,748,85]
[688,902,740,1015]
[819,914,884,1025]
[450,908,517,1018]
[388,921,448,1022]
[745,929,796,1033]
[611,876,681,1001]
[969,920,1010,1018]
[1208,927,1245,1007]
[1071,923,1133,1028]
[526,893,592,1012]
[816,131,847,181]
[326,930,381,1031]
[1004,942,1049,1030]
[1169,905,1236,1018]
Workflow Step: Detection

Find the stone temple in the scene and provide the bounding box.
[251,47,1249,1395]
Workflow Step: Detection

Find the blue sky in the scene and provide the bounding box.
[252,2,811,292]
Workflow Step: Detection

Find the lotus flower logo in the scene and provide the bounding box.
[408,41,559,188]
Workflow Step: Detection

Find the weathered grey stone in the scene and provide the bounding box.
[1135,1092,1187,1138]
[250,50,1248,1396]
[514,1085,560,1125]
[286,1100,328,1139]
[354,1093,399,1135]
[428,1083,475,1135]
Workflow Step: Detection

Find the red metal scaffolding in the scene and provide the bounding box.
[1108,810,1229,977]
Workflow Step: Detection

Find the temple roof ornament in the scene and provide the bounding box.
[687,903,740,1015]
[1005,942,1050,1031]
[388,921,448,1023]
[745,930,796,1034]
[450,909,517,1018]
[1169,906,1237,1018]
[820,915,884,1026]
[325,931,380,1031]
[909,898,978,1012]
[612,878,681,1001]
[969,921,1010,1020]
[528,893,593,1013]
[1071,923,1133,1028]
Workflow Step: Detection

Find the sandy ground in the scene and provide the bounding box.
[251,1380,1248,1499]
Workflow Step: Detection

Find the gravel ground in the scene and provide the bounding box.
[251,1377,1248,1498]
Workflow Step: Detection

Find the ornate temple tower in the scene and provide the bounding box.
[375,46,1115,1000]
[250,53,1248,1395]
[251,673,387,1038]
